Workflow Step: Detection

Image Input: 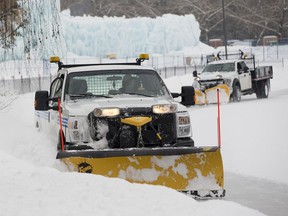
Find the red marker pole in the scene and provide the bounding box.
[217,89,221,148]
[58,98,65,151]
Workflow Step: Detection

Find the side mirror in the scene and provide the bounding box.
[171,92,180,98]
[181,86,195,106]
[193,70,198,77]
[34,91,49,111]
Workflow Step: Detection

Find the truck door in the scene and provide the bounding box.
[49,74,65,137]
[237,62,252,90]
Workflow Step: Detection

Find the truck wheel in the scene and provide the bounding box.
[256,80,269,99]
[231,85,241,102]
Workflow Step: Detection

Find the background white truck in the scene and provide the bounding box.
[192,51,273,104]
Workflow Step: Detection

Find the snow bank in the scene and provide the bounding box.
[0,142,265,216]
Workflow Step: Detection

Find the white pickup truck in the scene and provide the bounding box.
[34,55,196,150]
[33,55,226,198]
[193,51,273,102]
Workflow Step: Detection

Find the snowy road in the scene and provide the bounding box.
[0,93,18,110]
[225,86,288,216]
[225,172,288,216]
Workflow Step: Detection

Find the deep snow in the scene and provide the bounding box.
[1,49,288,215]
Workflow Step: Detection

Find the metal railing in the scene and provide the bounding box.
[0,46,287,95]
[1,75,53,95]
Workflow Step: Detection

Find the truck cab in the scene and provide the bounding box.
[193,51,273,102]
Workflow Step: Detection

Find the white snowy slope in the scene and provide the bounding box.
[4,61,288,215]
[0,96,267,216]
[0,1,287,214]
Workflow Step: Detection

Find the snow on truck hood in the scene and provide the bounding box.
[63,95,187,116]
[199,71,234,80]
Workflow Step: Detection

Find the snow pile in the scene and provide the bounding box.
[0,149,265,216]
[60,10,201,58]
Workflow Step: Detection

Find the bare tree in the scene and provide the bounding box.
[0,0,27,48]
[0,0,63,60]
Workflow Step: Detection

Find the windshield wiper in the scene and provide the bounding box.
[123,92,155,97]
[69,93,112,99]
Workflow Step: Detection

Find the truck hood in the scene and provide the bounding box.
[199,71,234,80]
[63,95,187,116]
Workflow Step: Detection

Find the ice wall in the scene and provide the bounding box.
[0,2,202,60]
[0,0,65,61]
[60,10,201,58]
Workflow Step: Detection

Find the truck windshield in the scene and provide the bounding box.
[202,63,235,73]
[65,69,170,99]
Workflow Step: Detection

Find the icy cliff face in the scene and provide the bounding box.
[1,1,202,60]
[21,0,65,59]
[60,10,201,58]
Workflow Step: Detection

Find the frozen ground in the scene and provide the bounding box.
[1,3,287,214]
[0,55,288,215]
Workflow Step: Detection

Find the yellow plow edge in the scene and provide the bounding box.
[58,147,224,196]
[195,84,230,105]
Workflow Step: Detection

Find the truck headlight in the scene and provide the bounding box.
[216,75,222,79]
[94,107,120,117]
[152,104,177,114]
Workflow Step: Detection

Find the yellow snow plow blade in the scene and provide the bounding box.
[57,146,225,198]
[195,84,230,105]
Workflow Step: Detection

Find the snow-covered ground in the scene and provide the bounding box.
[1,2,287,214]
[1,51,288,216]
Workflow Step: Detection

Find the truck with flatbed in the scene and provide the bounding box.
[192,51,273,104]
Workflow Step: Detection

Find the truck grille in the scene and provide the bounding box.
[88,108,177,148]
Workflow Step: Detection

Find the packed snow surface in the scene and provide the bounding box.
[1,50,288,215]
[0,1,287,214]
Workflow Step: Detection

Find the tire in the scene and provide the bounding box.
[256,80,269,99]
[231,84,241,102]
